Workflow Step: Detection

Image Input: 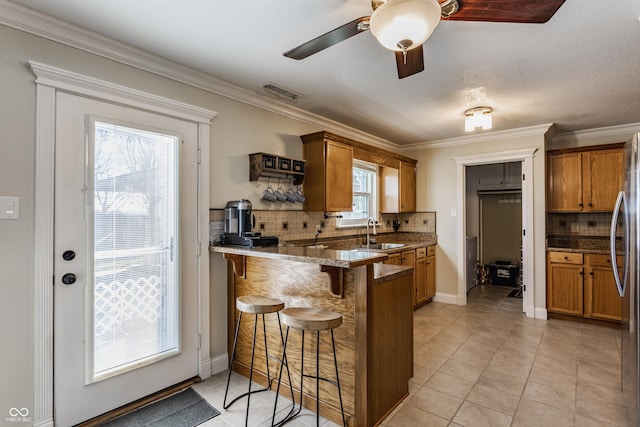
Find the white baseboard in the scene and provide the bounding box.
[199,356,212,380]
[534,307,548,320]
[210,354,229,375]
[433,292,458,305]
[33,417,54,427]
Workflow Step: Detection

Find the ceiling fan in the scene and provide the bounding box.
[283,0,566,79]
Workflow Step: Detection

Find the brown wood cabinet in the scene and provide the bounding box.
[415,249,427,306]
[547,251,622,322]
[426,245,436,302]
[380,162,416,213]
[399,161,417,212]
[547,251,584,316]
[547,145,624,212]
[302,134,353,212]
[584,254,623,321]
[384,246,435,309]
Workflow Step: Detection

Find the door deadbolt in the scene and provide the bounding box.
[62,250,76,261]
[61,273,76,285]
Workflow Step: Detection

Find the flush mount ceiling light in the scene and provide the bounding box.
[464,107,493,132]
[369,0,441,55]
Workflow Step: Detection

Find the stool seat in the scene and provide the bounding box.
[236,295,285,314]
[280,307,342,331]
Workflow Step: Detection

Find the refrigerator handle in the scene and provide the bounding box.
[610,191,629,297]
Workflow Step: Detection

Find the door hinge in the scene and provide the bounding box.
[196,148,201,164]
[197,334,202,350]
[522,173,525,181]
[197,241,201,257]
[523,229,526,236]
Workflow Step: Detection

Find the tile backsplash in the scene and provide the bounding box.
[547,212,621,237]
[209,210,436,244]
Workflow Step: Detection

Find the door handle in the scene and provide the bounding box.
[62,250,76,261]
[610,191,628,297]
[62,273,76,285]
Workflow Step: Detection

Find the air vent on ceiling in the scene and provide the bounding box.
[261,82,302,102]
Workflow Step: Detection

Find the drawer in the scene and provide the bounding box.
[427,245,436,257]
[416,247,426,258]
[587,253,624,267]
[548,251,583,264]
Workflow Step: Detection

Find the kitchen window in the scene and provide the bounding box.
[337,160,378,227]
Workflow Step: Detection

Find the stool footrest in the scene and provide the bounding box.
[223,385,271,410]
[301,373,340,388]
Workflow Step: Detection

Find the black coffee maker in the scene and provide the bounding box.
[224,199,255,236]
[221,200,278,247]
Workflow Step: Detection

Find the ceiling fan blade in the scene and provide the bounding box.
[284,17,370,60]
[395,45,424,79]
[443,0,566,24]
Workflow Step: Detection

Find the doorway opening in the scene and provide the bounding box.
[466,163,523,296]
[453,148,537,317]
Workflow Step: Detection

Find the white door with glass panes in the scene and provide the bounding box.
[53,92,199,426]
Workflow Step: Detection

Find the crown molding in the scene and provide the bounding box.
[550,122,640,143]
[0,0,398,151]
[398,123,554,151]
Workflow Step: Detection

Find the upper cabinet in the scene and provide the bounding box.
[301,131,417,213]
[547,145,624,212]
[380,161,416,213]
[301,133,353,212]
[477,162,521,191]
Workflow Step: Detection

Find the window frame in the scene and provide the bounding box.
[337,159,378,228]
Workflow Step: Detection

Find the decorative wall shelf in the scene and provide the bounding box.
[249,152,305,185]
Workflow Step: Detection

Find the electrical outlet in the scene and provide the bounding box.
[259,223,265,230]
[282,222,288,230]
[303,222,308,228]
[316,224,323,234]
[571,223,579,232]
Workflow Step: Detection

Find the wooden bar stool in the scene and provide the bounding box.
[273,307,346,427]
[224,295,295,427]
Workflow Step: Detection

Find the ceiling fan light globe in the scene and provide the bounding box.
[370,0,441,51]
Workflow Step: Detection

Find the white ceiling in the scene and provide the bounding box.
[9,0,640,145]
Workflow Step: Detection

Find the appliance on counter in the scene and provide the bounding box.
[221,199,278,247]
[612,132,638,425]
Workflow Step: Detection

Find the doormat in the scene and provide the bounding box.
[102,388,219,427]
[508,289,522,298]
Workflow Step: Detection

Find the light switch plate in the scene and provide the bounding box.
[0,196,19,219]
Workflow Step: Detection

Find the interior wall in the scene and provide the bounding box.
[407,134,548,308]
[0,23,324,416]
[480,193,522,264]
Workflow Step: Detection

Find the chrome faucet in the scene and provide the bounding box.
[366,217,377,248]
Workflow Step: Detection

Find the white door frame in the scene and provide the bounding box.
[453,148,537,317]
[31,61,216,427]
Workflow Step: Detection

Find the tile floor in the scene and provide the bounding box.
[194,285,633,426]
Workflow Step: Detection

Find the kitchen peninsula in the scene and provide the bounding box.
[210,244,415,426]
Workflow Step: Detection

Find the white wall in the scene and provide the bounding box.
[0,23,322,419]
[406,134,548,307]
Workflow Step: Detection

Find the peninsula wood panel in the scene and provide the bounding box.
[226,255,413,426]
[229,257,357,423]
[367,272,412,423]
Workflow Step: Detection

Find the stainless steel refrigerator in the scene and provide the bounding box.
[612,132,639,425]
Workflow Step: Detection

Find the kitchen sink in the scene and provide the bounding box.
[360,243,405,250]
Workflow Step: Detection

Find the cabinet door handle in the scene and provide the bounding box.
[578,203,583,207]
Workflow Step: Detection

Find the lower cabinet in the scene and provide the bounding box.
[385,246,436,309]
[547,251,622,322]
